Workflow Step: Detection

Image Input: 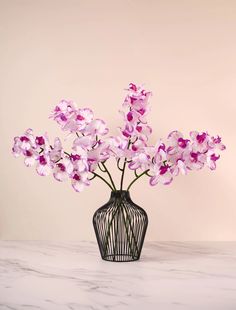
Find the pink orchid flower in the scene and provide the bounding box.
[83,119,109,136]
[36,153,53,176]
[12,83,226,193]
[149,164,173,186]
[12,128,36,156]
[49,99,77,128]
[49,137,63,163]
[63,108,94,133]
[71,171,90,192]
[53,157,74,182]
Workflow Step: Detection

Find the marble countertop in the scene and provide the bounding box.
[0,241,236,310]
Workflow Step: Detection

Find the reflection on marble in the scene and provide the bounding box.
[0,241,236,309]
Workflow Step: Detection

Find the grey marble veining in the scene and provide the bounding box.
[0,241,236,310]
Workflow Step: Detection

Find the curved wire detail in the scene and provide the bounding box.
[93,190,148,262]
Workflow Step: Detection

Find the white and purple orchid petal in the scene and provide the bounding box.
[71,172,89,192]
[49,137,63,162]
[77,108,93,123]
[159,173,173,185]
[207,160,216,170]
[24,155,35,167]
[178,138,189,149]
[168,130,183,140]
[196,132,208,144]
[72,180,85,192]
[36,163,51,176]
[177,160,187,175]
[64,158,74,174]
[85,119,109,136]
[190,131,198,141]
[128,161,140,170]
[19,136,31,150]
[72,136,93,151]
[53,169,68,182]
[149,175,159,186]
[35,136,45,146]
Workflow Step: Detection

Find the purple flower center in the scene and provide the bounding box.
[76,114,85,121]
[122,130,131,138]
[35,136,45,146]
[190,152,198,162]
[158,144,165,152]
[39,155,47,165]
[210,154,220,161]
[70,154,81,161]
[178,138,189,148]
[60,113,67,121]
[136,126,142,133]
[73,173,80,181]
[129,83,137,91]
[57,163,66,171]
[213,136,221,144]
[132,145,138,151]
[20,136,29,142]
[159,165,169,175]
[138,108,145,115]
[196,132,207,144]
[130,96,137,104]
[25,150,32,157]
[127,112,133,122]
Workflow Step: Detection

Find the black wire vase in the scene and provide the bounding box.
[93,190,148,262]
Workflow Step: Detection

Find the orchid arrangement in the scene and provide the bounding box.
[12,83,225,193]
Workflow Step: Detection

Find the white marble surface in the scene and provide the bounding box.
[0,241,236,310]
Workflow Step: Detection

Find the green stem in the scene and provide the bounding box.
[117,158,123,171]
[98,162,106,172]
[127,170,149,191]
[89,174,96,181]
[101,162,117,191]
[92,172,114,191]
[120,140,131,191]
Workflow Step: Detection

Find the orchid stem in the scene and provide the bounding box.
[120,140,131,191]
[101,162,117,191]
[117,158,123,171]
[127,170,149,191]
[98,162,106,172]
[92,172,114,191]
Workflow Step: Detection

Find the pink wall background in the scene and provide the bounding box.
[1,0,235,240]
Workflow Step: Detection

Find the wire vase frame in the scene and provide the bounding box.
[93,190,148,262]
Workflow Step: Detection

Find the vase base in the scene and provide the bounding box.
[101,254,140,262]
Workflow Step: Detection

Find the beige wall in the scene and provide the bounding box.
[1,0,236,241]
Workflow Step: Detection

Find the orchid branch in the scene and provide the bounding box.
[117,158,123,171]
[98,162,106,172]
[64,151,71,157]
[101,162,117,191]
[127,169,150,191]
[89,174,97,181]
[120,140,131,191]
[92,172,114,190]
